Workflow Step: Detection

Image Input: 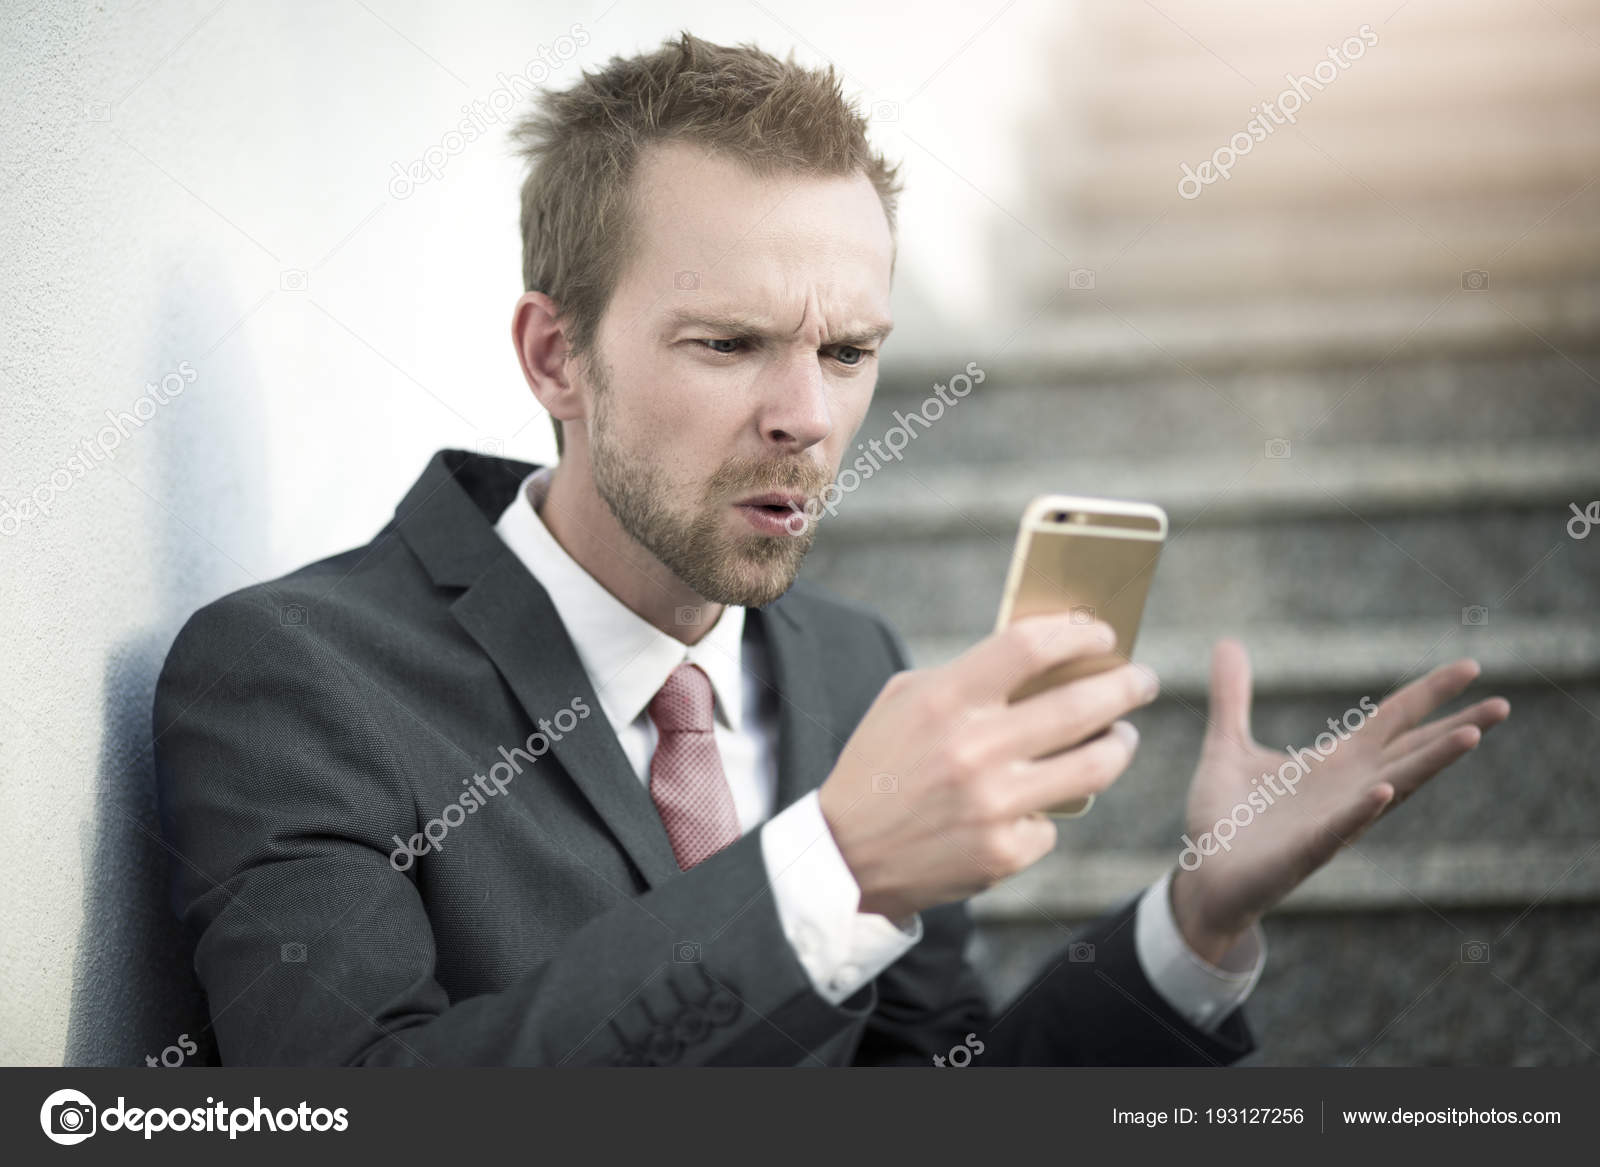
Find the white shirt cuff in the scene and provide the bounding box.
[1133,866,1265,1033]
[760,790,923,1005]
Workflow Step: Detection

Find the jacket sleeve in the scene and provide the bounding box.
[153,593,870,1066]
[850,616,1257,1067]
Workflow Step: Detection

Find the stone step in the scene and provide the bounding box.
[972,902,1600,1065]
[899,617,1600,698]
[1085,0,1599,50]
[1036,115,1600,217]
[801,456,1599,636]
[808,443,1600,533]
[877,282,1600,386]
[1052,189,1600,240]
[970,840,1600,921]
[1056,0,1600,140]
[923,678,1598,854]
[1069,62,1600,140]
[1007,208,1600,301]
[853,644,1597,858]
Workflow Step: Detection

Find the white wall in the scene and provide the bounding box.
[0,0,1049,1063]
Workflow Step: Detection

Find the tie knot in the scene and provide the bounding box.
[649,663,715,733]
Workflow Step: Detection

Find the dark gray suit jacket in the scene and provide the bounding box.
[152,449,1255,1066]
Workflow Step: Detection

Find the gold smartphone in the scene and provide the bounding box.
[994,495,1169,817]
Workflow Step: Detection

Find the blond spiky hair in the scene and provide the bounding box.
[511,31,901,453]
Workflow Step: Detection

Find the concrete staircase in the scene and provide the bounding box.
[800,0,1599,1064]
[801,301,1600,1064]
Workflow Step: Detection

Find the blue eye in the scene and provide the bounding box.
[702,338,743,354]
[834,345,866,366]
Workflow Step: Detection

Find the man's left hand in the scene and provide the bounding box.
[1168,638,1511,963]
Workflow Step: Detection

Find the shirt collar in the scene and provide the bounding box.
[492,467,747,733]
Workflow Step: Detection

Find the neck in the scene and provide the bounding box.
[538,457,723,644]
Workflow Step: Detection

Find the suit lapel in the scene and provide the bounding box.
[395,449,682,888]
[395,449,847,887]
[450,552,683,888]
[753,598,843,815]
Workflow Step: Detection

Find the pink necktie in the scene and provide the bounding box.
[648,663,740,870]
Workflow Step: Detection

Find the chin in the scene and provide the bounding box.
[709,547,805,608]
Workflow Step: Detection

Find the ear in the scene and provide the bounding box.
[511,291,585,432]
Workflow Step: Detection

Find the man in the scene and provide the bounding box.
[153,33,1509,1066]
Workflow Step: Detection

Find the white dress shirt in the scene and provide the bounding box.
[494,468,1265,1031]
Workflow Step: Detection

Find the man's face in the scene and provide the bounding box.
[577,141,894,608]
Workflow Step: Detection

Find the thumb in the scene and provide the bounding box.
[1207,637,1255,750]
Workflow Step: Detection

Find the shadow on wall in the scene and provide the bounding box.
[65,268,270,1066]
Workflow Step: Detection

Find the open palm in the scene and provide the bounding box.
[1170,638,1511,950]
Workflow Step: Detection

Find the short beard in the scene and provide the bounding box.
[585,354,826,608]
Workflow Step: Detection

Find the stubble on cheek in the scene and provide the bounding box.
[589,393,827,606]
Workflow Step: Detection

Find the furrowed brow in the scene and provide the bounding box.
[660,308,893,346]
[829,322,894,347]
[661,309,774,337]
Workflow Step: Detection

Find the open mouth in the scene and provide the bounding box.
[732,492,811,536]
[734,492,806,514]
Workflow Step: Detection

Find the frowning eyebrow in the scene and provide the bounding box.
[660,308,894,347]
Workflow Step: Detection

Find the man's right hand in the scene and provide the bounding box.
[817,614,1159,921]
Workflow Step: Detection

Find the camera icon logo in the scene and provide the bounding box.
[1069,267,1096,291]
[1461,605,1489,627]
[281,941,307,963]
[280,268,309,292]
[40,1088,97,1145]
[1069,604,1096,625]
[1068,941,1096,963]
[1460,940,1490,963]
[871,773,898,794]
[674,606,700,626]
[279,603,308,628]
[871,100,900,122]
[1461,270,1489,291]
[673,270,700,291]
[674,941,702,963]
[1265,438,1292,460]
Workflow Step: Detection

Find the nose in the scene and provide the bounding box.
[757,351,833,451]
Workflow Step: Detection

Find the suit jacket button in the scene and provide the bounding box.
[706,988,740,1026]
[646,1027,682,1065]
[674,1007,712,1044]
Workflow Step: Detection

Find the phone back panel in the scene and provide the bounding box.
[994,498,1167,816]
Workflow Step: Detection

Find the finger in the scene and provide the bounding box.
[1384,697,1509,759]
[1372,658,1481,745]
[1006,812,1059,871]
[1285,783,1398,884]
[995,661,1158,761]
[1312,783,1397,860]
[949,614,1118,707]
[1206,638,1255,749]
[952,809,1060,882]
[1377,723,1482,801]
[1008,719,1140,816]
